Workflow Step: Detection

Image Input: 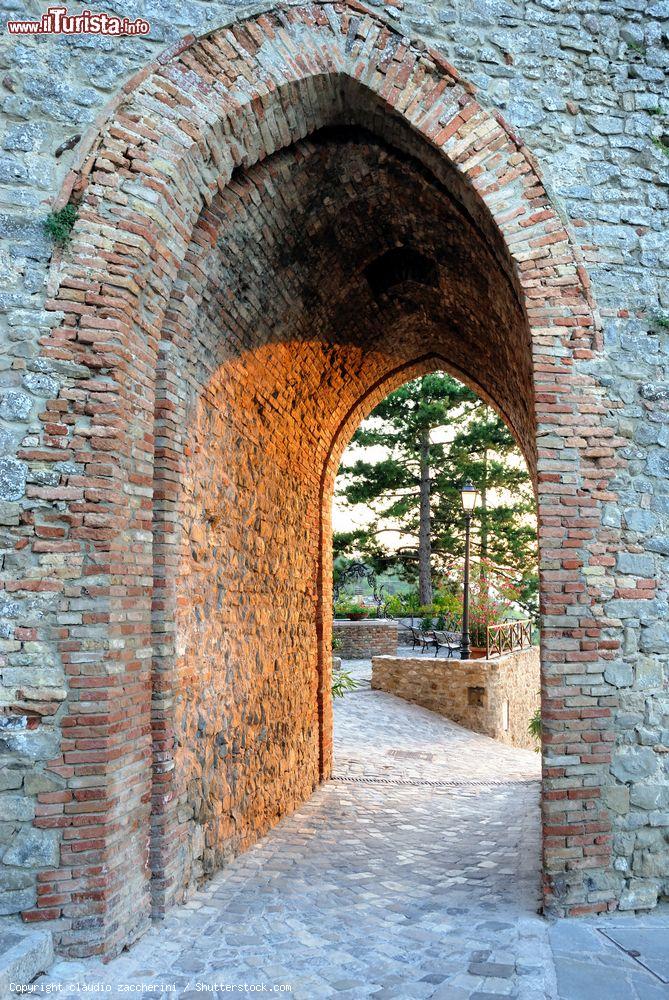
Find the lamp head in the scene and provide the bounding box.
[460,480,478,512]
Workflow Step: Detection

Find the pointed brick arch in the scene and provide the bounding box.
[20,1,621,958]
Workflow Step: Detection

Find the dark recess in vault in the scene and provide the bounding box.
[364,246,439,299]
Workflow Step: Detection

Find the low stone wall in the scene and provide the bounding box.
[372,647,540,750]
[334,619,398,658]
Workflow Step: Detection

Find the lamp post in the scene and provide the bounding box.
[460,480,478,660]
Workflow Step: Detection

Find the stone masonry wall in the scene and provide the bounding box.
[0,0,666,954]
[372,649,541,750]
[333,620,398,659]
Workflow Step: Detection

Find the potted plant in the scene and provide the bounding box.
[334,596,368,621]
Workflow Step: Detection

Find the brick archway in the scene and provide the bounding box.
[18,1,621,958]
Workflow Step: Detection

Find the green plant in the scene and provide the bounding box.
[433,589,462,622]
[627,40,645,54]
[44,203,77,247]
[651,137,669,157]
[528,706,542,752]
[332,636,342,652]
[332,668,358,698]
[419,615,433,632]
[334,596,368,618]
[435,566,523,646]
[651,310,669,330]
[382,591,422,619]
[648,107,662,116]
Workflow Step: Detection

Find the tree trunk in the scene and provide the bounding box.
[479,448,488,578]
[418,429,433,605]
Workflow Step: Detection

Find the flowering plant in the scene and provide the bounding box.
[438,559,521,647]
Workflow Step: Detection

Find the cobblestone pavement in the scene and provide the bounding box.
[33,659,667,999]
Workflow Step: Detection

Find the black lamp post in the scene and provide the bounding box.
[460,480,478,660]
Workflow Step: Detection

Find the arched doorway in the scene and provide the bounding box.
[32,2,617,957]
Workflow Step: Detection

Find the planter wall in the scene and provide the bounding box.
[333,619,398,659]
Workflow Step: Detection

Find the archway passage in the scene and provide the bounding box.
[150,132,534,916]
[28,1,615,958]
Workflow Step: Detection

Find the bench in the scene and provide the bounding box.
[408,625,433,653]
[428,629,461,658]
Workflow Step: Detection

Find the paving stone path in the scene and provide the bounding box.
[34,659,667,999]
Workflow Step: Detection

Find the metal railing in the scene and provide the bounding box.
[485,619,532,659]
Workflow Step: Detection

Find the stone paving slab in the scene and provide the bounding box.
[30,674,668,1000]
[550,912,669,1000]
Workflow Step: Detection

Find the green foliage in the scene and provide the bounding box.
[334,596,368,618]
[44,203,77,247]
[528,706,542,752]
[651,137,669,157]
[432,589,462,621]
[437,569,523,646]
[382,590,422,618]
[332,635,342,651]
[332,668,358,698]
[419,615,433,632]
[651,310,669,330]
[627,40,645,54]
[336,372,538,615]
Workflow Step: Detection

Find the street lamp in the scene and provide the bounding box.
[460,480,478,660]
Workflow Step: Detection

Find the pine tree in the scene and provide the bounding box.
[432,413,538,612]
[336,374,476,604]
[335,373,537,611]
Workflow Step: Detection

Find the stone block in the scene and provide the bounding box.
[635,656,665,687]
[2,827,60,868]
[618,880,659,910]
[0,771,23,792]
[0,795,35,821]
[629,785,668,809]
[602,785,630,814]
[604,661,634,688]
[610,747,659,783]
[616,552,654,576]
[0,923,53,994]
[0,887,36,915]
[0,458,26,502]
[0,390,32,422]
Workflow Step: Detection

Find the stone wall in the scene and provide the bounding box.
[333,620,398,659]
[372,649,541,750]
[0,0,667,955]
